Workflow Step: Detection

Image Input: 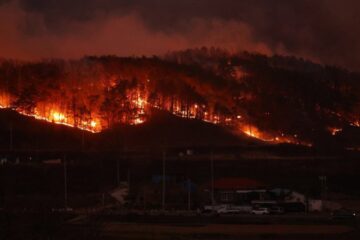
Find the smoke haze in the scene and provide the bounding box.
[1,0,360,70]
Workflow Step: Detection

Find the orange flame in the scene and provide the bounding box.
[0,89,314,146]
[0,94,10,108]
[240,124,312,146]
[328,127,343,136]
[351,121,360,127]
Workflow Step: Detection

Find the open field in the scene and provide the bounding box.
[102,223,355,240]
[2,209,360,240]
[1,213,357,240]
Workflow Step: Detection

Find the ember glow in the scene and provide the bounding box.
[240,124,311,146]
[328,127,343,136]
[0,93,10,109]
[241,124,262,139]
[351,121,360,127]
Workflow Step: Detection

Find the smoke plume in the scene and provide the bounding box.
[1,0,360,70]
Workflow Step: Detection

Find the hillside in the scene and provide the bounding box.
[0,108,256,151]
[0,49,359,148]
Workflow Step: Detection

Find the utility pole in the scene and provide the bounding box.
[210,152,215,207]
[116,158,120,186]
[187,178,191,211]
[64,155,68,209]
[127,168,131,194]
[184,150,193,211]
[319,175,327,200]
[9,123,13,151]
[102,193,105,207]
[162,150,166,210]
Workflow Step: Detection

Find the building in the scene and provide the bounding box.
[211,177,271,205]
[209,177,310,212]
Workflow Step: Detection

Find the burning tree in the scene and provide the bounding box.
[0,50,359,146]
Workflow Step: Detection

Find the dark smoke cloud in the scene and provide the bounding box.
[1,0,360,70]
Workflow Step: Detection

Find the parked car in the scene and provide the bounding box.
[203,204,227,211]
[331,209,356,220]
[251,207,270,215]
[217,205,242,215]
[280,202,306,212]
[269,206,285,215]
[200,209,219,216]
[51,207,73,213]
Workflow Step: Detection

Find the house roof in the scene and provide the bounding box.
[213,177,265,190]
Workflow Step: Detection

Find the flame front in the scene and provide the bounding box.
[0,93,10,109]
[52,111,65,122]
[0,86,315,145]
[0,56,356,147]
[239,124,311,146]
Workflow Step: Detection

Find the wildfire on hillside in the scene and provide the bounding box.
[0,88,312,146]
[0,54,358,147]
[240,124,312,146]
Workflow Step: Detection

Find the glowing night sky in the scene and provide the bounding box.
[1,0,360,70]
